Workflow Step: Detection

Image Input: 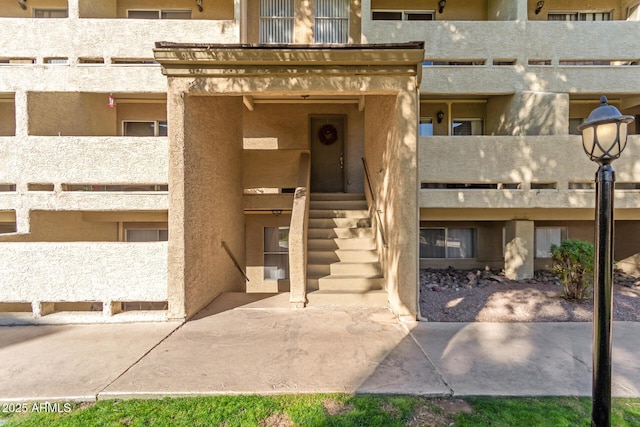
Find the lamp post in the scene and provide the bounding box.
[578,96,634,427]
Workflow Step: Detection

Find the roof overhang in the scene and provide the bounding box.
[153,42,425,83]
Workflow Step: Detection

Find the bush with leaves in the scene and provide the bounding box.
[550,239,594,300]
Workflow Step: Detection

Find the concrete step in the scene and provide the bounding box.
[307,238,376,251]
[311,193,365,201]
[309,217,371,229]
[307,227,374,239]
[307,275,384,292]
[305,289,388,308]
[309,200,368,210]
[307,262,383,277]
[309,209,369,219]
[308,249,379,264]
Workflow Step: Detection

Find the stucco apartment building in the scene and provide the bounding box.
[1,0,640,323]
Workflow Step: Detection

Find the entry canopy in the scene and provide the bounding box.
[153,42,426,81]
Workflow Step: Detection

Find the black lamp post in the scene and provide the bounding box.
[578,96,634,427]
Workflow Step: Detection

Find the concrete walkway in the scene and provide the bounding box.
[1,292,639,402]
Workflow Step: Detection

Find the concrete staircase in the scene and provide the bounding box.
[305,193,388,308]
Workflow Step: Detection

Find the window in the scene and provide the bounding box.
[315,0,349,43]
[34,9,68,18]
[264,227,289,280]
[548,12,611,21]
[535,227,566,258]
[125,229,168,242]
[260,0,294,44]
[569,118,583,135]
[123,121,167,137]
[420,228,476,259]
[453,119,483,136]
[419,118,433,136]
[127,10,192,19]
[44,58,69,65]
[372,10,434,20]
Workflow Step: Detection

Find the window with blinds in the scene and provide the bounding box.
[548,12,611,21]
[34,9,68,18]
[535,227,567,258]
[315,0,349,44]
[260,0,294,44]
[420,228,476,259]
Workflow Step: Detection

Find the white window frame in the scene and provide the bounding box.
[127,9,192,19]
[44,58,69,65]
[535,227,567,258]
[420,227,476,259]
[264,226,290,280]
[122,120,167,137]
[33,9,68,18]
[314,0,350,44]
[419,117,433,136]
[259,0,295,44]
[372,9,435,21]
[547,11,611,21]
[125,228,168,242]
[452,118,483,136]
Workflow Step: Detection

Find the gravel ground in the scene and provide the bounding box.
[419,268,640,322]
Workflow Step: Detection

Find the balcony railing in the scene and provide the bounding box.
[419,135,640,210]
[0,242,168,306]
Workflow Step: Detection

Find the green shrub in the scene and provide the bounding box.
[550,239,594,300]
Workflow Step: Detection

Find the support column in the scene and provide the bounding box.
[167,88,245,320]
[504,220,534,280]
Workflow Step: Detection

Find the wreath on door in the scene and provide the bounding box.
[318,124,338,145]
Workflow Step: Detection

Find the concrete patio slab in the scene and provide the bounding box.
[519,322,640,397]
[0,322,180,402]
[1,292,639,403]
[411,322,593,396]
[100,298,449,399]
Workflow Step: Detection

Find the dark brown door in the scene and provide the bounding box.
[310,115,345,193]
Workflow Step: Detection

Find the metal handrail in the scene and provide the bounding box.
[362,157,388,248]
[221,240,249,282]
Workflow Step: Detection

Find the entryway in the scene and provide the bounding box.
[310,115,346,193]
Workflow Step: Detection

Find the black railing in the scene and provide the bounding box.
[362,157,388,248]
[221,240,249,282]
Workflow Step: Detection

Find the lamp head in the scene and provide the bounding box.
[578,96,634,164]
[436,110,444,124]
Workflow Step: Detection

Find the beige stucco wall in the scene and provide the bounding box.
[78,0,115,18]
[0,18,238,64]
[364,93,419,321]
[167,93,245,320]
[419,135,640,211]
[243,104,364,193]
[0,242,167,302]
[0,136,167,184]
[486,92,569,136]
[28,92,117,136]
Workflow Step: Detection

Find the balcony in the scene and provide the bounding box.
[0,241,167,322]
[419,135,640,212]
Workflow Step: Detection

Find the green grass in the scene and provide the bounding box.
[2,395,640,427]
